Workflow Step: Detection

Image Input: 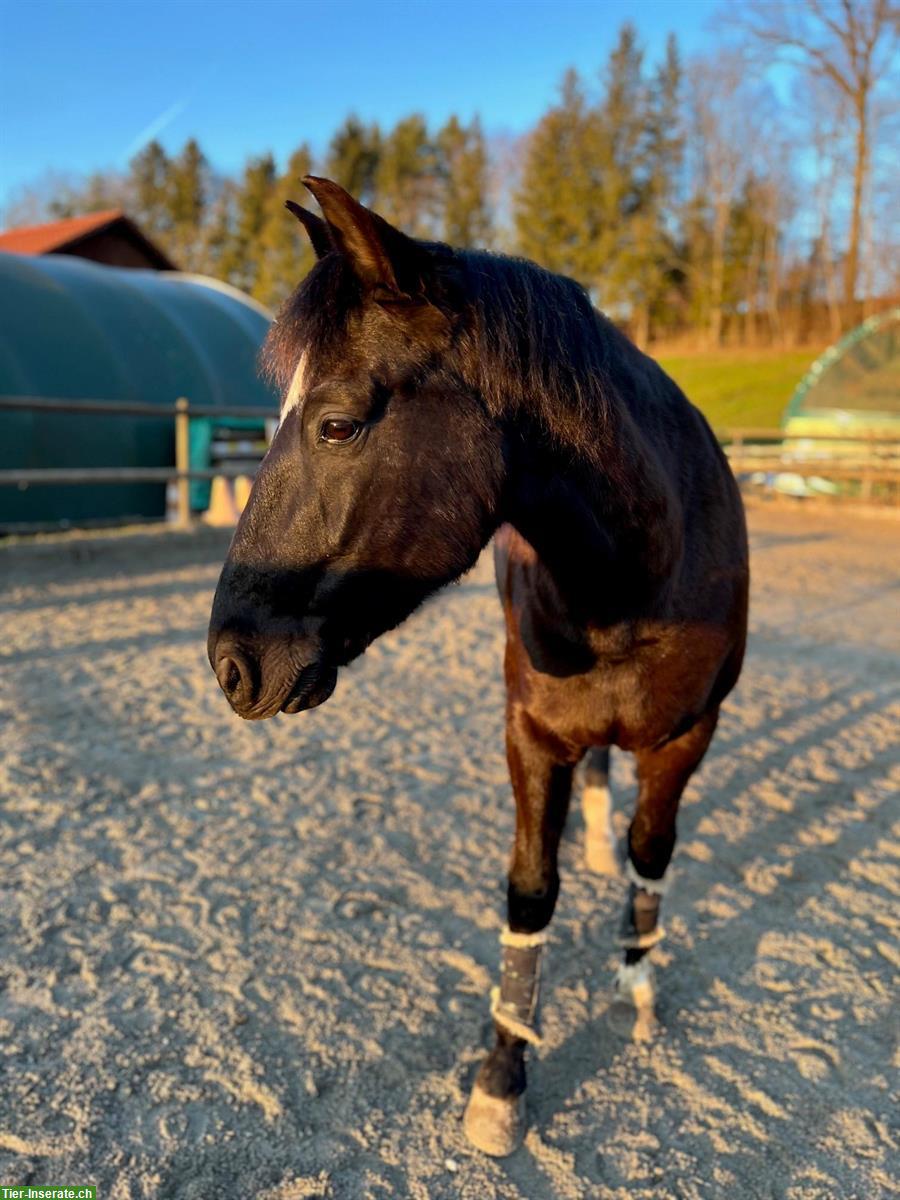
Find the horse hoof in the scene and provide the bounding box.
[584,836,621,876]
[463,1083,526,1156]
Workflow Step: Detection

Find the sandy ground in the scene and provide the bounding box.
[0,499,898,1200]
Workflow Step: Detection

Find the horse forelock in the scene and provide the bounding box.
[260,253,360,399]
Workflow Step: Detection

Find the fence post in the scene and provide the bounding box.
[860,432,874,503]
[175,397,191,529]
[732,432,744,476]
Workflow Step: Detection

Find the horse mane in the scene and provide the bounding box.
[453,250,618,450]
[262,244,627,457]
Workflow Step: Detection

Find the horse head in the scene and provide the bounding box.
[208,178,504,719]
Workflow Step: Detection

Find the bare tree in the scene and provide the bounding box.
[733,0,899,304]
[806,75,853,337]
[688,53,768,345]
[760,141,797,346]
[2,169,128,228]
[484,131,525,253]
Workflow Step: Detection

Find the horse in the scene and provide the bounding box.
[207,177,749,1156]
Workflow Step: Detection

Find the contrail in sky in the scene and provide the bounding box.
[122,63,221,161]
[124,98,189,159]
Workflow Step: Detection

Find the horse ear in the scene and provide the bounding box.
[302,175,422,294]
[284,200,333,260]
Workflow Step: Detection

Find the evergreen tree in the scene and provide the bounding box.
[201,179,239,282]
[724,173,781,344]
[513,69,600,289]
[591,24,650,320]
[220,153,277,295]
[81,172,123,213]
[169,139,207,226]
[375,114,439,237]
[629,33,684,342]
[436,116,491,247]
[325,116,381,204]
[168,138,209,270]
[678,188,714,334]
[129,140,172,234]
[255,144,316,309]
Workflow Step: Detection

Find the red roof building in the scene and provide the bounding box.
[0,210,176,270]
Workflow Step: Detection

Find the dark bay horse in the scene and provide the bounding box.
[208,177,749,1156]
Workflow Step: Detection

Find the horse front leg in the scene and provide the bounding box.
[613,708,719,1039]
[463,707,577,1156]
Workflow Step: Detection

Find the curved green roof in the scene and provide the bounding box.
[0,253,276,527]
[784,307,900,435]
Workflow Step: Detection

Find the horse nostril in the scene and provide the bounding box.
[221,657,241,695]
[216,652,249,701]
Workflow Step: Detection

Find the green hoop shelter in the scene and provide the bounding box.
[0,253,277,528]
[783,307,900,438]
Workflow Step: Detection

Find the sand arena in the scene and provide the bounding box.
[1,499,897,1199]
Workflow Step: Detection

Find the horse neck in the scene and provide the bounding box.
[502,390,683,619]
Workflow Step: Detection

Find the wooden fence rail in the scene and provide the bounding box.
[1,398,898,524]
[0,395,280,421]
[717,427,900,503]
[717,427,900,442]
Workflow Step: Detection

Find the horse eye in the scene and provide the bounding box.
[320,417,361,444]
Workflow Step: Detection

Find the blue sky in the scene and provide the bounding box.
[0,0,720,211]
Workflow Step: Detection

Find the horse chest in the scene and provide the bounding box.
[506,610,717,752]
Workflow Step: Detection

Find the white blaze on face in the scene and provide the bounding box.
[281,350,309,416]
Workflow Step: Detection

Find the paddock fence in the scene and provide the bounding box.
[719,427,900,505]
[1,398,899,533]
[0,395,280,531]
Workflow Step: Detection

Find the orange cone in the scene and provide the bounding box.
[204,475,240,526]
[234,475,254,513]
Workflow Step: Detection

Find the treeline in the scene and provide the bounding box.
[9,4,898,347]
[22,113,491,321]
[123,113,491,312]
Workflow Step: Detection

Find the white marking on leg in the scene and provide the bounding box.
[583,784,619,875]
[583,784,614,840]
[281,351,309,415]
[614,957,659,1041]
[615,957,656,1008]
[625,857,672,895]
[499,926,547,950]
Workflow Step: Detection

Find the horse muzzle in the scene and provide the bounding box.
[208,625,338,720]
